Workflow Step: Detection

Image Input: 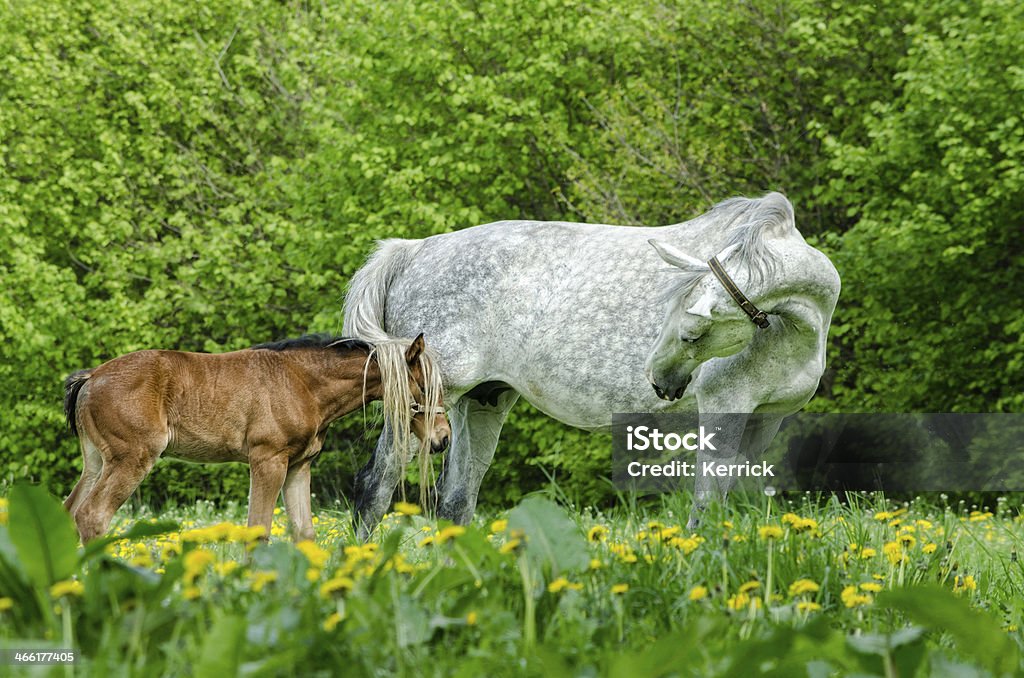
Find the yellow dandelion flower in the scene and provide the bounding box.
[214,561,239,577]
[797,601,822,613]
[248,570,278,592]
[739,580,761,594]
[792,517,819,533]
[394,501,421,516]
[859,582,883,593]
[923,543,938,554]
[296,540,330,569]
[320,576,355,598]
[49,580,84,598]
[611,583,629,595]
[883,541,907,565]
[788,579,820,597]
[758,525,783,540]
[466,610,478,626]
[669,536,703,555]
[841,585,873,608]
[490,519,508,533]
[688,585,709,601]
[898,534,917,548]
[860,548,877,559]
[781,513,801,525]
[0,597,13,612]
[418,535,435,548]
[548,577,573,593]
[435,525,466,545]
[953,575,977,593]
[727,593,762,611]
[324,612,342,632]
[182,585,201,600]
[498,538,521,555]
[587,525,609,543]
[229,525,266,543]
[589,558,603,570]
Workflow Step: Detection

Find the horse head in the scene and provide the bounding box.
[644,240,765,401]
[645,219,840,403]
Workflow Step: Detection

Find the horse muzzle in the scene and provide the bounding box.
[651,374,691,402]
[431,434,451,454]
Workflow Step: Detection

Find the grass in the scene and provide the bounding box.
[1,488,1023,676]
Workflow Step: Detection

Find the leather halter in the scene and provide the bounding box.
[707,257,770,329]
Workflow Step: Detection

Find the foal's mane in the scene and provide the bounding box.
[661,192,793,302]
[251,334,373,354]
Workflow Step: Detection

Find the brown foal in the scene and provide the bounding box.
[62,333,450,543]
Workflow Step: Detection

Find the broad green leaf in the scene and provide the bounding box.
[195,613,247,678]
[880,587,1019,675]
[7,484,79,590]
[507,496,589,576]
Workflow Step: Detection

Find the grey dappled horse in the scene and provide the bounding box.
[344,192,840,535]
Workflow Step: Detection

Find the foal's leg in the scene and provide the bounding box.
[283,460,315,542]
[437,388,519,526]
[73,441,161,543]
[64,435,103,516]
[247,449,290,540]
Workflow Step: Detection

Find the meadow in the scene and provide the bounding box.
[1,485,1021,676]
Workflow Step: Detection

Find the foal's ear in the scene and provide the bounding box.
[405,333,426,364]
[649,239,706,270]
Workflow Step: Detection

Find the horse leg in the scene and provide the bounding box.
[353,425,406,541]
[73,442,160,543]
[64,435,103,516]
[688,412,749,530]
[283,460,315,542]
[437,387,520,525]
[247,450,290,541]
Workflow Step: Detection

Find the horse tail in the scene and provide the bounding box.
[343,238,423,342]
[64,369,92,437]
[344,238,441,511]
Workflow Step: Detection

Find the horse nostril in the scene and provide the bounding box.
[652,383,666,400]
[433,435,450,453]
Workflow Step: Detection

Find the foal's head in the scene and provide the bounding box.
[402,334,451,453]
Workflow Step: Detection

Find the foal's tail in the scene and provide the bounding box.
[343,238,423,341]
[64,370,92,437]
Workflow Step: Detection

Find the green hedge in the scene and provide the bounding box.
[1,0,1021,509]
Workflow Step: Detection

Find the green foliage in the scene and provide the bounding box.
[824,0,1024,412]
[1,489,1022,674]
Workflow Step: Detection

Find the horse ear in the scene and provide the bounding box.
[686,290,715,318]
[715,242,741,261]
[405,333,425,364]
[649,239,706,270]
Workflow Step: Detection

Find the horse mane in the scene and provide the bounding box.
[251,333,373,354]
[712,191,794,284]
[660,192,794,302]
